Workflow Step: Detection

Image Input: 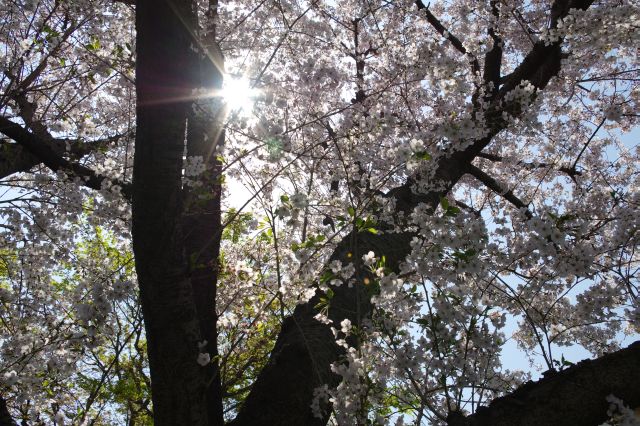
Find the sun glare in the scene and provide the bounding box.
[221,76,258,113]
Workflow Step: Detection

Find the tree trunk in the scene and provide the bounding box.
[232,154,469,425]
[0,394,17,426]
[133,1,213,424]
[182,34,226,425]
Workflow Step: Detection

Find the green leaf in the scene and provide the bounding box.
[445,206,461,217]
[452,248,476,262]
[314,297,329,310]
[440,196,449,210]
[320,270,335,284]
[85,37,101,52]
[561,354,575,367]
[347,206,356,217]
[413,151,431,161]
[311,234,325,243]
[43,24,60,40]
[416,318,429,327]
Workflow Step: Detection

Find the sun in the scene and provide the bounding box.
[220,75,259,113]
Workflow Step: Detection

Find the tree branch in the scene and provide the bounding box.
[500,0,594,95]
[0,116,131,200]
[0,141,42,179]
[447,341,640,426]
[232,1,598,424]
[232,146,483,426]
[415,0,481,75]
[467,163,532,218]
[477,152,581,181]
[483,1,502,99]
[0,133,130,180]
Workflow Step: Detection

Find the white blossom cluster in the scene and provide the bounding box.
[0,0,639,423]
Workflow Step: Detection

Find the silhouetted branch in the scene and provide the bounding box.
[448,341,640,426]
[415,0,481,75]
[0,116,132,199]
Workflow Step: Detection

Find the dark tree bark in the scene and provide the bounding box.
[0,394,17,426]
[132,0,216,425]
[0,141,49,179]
[0,116,132,197]
[133,0,226,424]
[0,106,129,182]
[182,26,226,426]
[447,341,640,426]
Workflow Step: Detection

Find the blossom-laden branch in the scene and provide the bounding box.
[483,0,502,99]
[415,0,481,75]
[476,152,582,181]
[466,163,533,219]
[231,0,597,424]
[500,0,594,95]
[0,115,132,199]
[0,130,129,179]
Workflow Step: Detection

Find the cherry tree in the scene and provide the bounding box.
[0,0,639,425]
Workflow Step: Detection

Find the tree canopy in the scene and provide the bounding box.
[0,0,639,425]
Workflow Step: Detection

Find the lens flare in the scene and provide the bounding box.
[221,76,258,113]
